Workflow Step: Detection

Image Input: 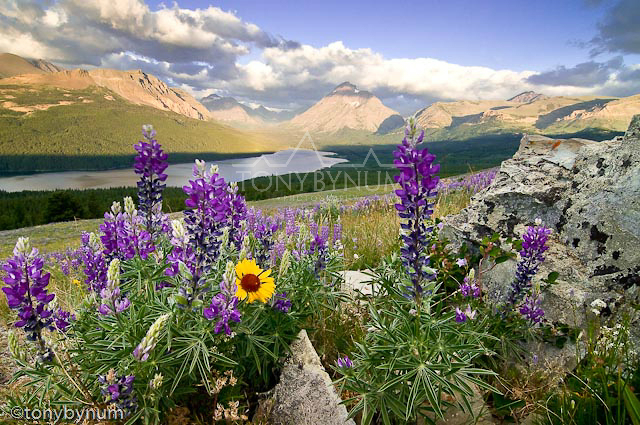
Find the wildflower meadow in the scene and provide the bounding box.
[1,121,638,425]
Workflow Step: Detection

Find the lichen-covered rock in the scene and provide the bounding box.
[268,330,355,425]
[442,115,640,336]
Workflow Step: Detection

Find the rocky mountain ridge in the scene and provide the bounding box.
[411,93,640,138]
[0,65,210,120]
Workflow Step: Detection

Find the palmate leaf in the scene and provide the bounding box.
[624,385,640,425]
[417,368,443,420]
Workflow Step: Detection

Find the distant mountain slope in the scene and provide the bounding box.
[1,67,211,120]
[507,91,548,103]
[201,94,264,125]
[0,53,47,78]
[289,82,398,133]
[0,84,281,173]
[201,94,295,126]
[411,92,640,140]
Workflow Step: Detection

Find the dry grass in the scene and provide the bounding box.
[341,189,474,269]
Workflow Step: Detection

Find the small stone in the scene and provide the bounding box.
[268,330,355,425]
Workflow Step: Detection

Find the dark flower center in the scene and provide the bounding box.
[240,274,261,292]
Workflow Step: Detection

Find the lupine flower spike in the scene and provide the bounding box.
[133,314,171,361]
[99,369,137,415]
[167,162,234,307]
[508,219,552,305]
[1,238,70,362]
[204,262,242,335]
[133,125,169,238]
[394,118,440,300]
[99,259,131,315]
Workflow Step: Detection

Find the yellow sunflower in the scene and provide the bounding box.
[235,259,275,303]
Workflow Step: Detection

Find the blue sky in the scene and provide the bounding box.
[1,0,639,113]
[147,0,624,69]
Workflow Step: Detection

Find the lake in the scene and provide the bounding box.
[0,149,348,192]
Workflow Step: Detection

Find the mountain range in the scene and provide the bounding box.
[2,51,640,144]
[413,91,640,140]
[201,94,295,126]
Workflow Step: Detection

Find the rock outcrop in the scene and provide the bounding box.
[267,330,355,425]
[507,91,548,104]
[443,115,640,335]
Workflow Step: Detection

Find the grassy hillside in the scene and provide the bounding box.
[0,84,281,173]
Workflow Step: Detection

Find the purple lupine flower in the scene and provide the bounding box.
[249,211,279,265]
[227,183,248,251]
[99,259,131,316]
[508,220,552,305]
[519,293,545,323]
[394,119,440,299]
[284,208,299,237]
[455,305,477,323]
[203,262,241,335]
[99,370,137,414]
[310,224,330,274]
[272,240,286,262]
[459,282,481,298]
[455,307,467,323]
[203,294,241,335]
[100,199,155,262]
[80,232,108,293]
[459,273,481,298]
[332,221,342,247]
[53,308,75,332]
[272,292,292,313]
[456,258,467,268]
[336,356,353,368]
[133,125,169,238]
[118,197,155,260]
[2,238,55,361]
[100,201,125,261]
[170,161,233,307]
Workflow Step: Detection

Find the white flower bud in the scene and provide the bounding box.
[111,201,122,215]
[14,237,32,257]
[171,219,187,244]
[224,261,236,285]
[124,196,136,215]
[149,373,164,390]
[219,227,230,246]
[279,249,291,276]
[88,232,101,251]
[239,235,250,260]
[107,259,121,286]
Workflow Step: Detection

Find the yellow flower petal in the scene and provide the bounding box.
[233,259,276,304]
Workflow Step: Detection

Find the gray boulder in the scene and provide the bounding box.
[442,116,640,335]
[267,330,355,425]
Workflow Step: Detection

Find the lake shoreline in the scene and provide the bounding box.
[0,149,348,193]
